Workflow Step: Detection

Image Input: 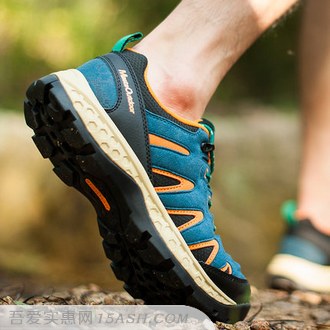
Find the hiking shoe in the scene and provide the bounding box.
[267,201,330,292]
[24,33,250,322]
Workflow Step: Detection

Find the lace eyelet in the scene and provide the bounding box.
[201,143,215,153]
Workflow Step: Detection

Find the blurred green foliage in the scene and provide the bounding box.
[0,0,300,111]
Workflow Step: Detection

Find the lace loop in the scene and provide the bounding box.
[200,119,216,211]
[201,142,215,153]
[200,120,215,182]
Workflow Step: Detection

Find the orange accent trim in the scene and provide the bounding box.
[152,168,194,193]
[189,239,219,265]
[149,134,189,155]
[220,262,233,275]
[85,178,111,211]
[167,210,203,231]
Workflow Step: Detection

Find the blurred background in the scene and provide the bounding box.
[0,0,301,292]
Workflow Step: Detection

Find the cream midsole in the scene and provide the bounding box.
[267,254,330,292]
[53,69,236,306]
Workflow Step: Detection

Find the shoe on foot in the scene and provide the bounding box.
[267,201,330,292]
[24,32,250,322]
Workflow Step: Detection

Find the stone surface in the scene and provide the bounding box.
[1,285,329,329]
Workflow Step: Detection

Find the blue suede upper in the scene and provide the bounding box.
[77,58,118,110]
[146,110,245,279]
[77,56,245,280]
[280,236,328,265]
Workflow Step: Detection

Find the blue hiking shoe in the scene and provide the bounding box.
[24,33,250,322]
[267,201,330,292]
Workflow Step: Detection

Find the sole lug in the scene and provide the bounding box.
[24,101,41,130]
[53,163,75,187]
[61,127,87,149]
[32,135,55,158]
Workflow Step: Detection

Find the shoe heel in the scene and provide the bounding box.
[25,73,93,184]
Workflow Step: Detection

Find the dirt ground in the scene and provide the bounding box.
[0,283,329,329]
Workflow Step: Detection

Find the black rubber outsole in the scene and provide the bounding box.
[24,74,250,323]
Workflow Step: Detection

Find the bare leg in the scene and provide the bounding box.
[134,0,298,120]
[297,0,330,235]
[267,0,330,293]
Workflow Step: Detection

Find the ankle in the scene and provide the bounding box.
[133,46,205,121]
[146,67,203,121]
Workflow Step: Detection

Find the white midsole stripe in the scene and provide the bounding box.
[267,254,330,292]
[54,68,236,306]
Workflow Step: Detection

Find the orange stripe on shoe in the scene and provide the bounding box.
[152,168,194,193]
[167,210,203,231]
[85,178,111,211]
[149,134,190,155]
[189,239,219,265]
[220,262,233,275]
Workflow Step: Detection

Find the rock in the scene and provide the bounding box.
[216,321,234,329]
[310,308,330,324]
[272,301,301,317]
[50,290,72,300]
[321,294,330,305]
[0,296,15,305]
[87,283,102,292]
[80,291,108,305]
[103,292,142,305]
[250,319,271,330]
[234,321,250,330]
[290,291,322,306]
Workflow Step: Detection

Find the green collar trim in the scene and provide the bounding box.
[112,32,143,52]
[281,200,297,225]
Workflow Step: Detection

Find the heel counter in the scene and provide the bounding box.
[77,58,118,110]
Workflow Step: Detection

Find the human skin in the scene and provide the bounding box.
[134,0,298,120]
[297,0,330,234]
